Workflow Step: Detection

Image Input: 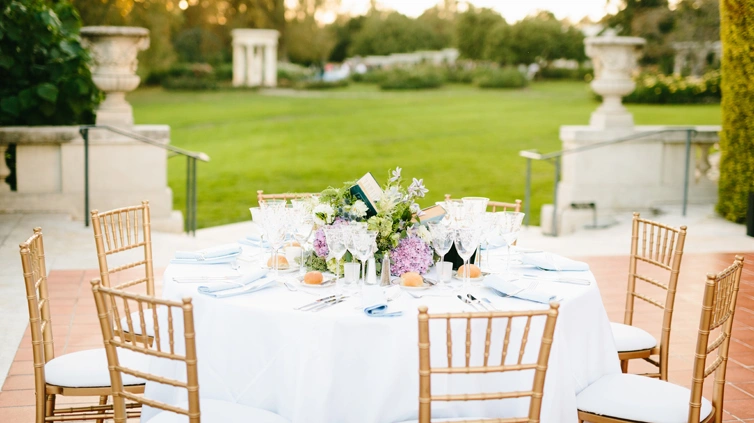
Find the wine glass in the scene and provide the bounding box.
[260,199,287,211]
[292,211,313,275]
[259,208,288,280]
[454,226,482,295]
[479,212,499,271]
[351,230,377,286]
[427,222,454,288]
[323,226,348,290]
[497,211,525,281]
[462,197,489,220]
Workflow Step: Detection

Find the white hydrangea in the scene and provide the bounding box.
[351,200,368,218]
[416,225,432,244]
[313,203,334,226]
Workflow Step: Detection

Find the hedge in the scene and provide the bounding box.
[716,0,754,222]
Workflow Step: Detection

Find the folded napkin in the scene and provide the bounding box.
[362,285,402,317]
[484,275,558,304]
[173,244,242,263]
[238,235,270,248]
[198,275,275,299]
[196,269,268,294]
[521,252,589,272]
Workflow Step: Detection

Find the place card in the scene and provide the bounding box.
[350,172,383,218]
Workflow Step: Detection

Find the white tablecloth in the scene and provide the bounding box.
[142,247,620,423]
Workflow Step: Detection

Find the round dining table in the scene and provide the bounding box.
[141,244,620,423]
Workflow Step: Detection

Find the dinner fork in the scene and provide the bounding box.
[498,280,538,300]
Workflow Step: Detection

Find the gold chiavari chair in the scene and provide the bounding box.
[444,194,523,213]
[19,228,145,423]
[401,303,560,423]
[612,212,687,380]
[91,201,156,340]
[90,280,291,423]
[257,190,314,206]
[577,256,744,423]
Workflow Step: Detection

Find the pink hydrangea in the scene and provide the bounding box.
[389,235,433,276]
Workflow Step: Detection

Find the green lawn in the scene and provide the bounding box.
[128,81,721,229]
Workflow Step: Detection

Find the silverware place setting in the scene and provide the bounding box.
[295,295,350,312]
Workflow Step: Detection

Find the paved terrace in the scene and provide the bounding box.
[1,205,753,421]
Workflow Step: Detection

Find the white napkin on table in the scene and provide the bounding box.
[362,285,402,317]
[198,275,276,299]
[484,275,558,304]
[238,235,270,248]
[173,244,242,262]
[521,252,589,271]
[196,269,269,294]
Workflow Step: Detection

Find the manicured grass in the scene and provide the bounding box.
[128,82,721,229]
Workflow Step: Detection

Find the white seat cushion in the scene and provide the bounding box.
[45,348,147,387]
[146,399,290,423]
[120,311,155,336]
[577,373,713,423]
[610,322,657,352]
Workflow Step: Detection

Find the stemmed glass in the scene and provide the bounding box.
[323,226,348,290]
[350,230,377,286]
[427,222,454,288]
[479,213,499,271]
[259,208,288,280]
[292,211,313,275]
[497,211,525,281]
[454,226,482,295]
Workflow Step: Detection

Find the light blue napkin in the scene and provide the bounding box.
[521,252,589,271]
[362,286,402,317]
[484,275,558,304]
[198,276,276,299]
[238,235,270,248]
[196,269,268,294]
[172,244,242,264]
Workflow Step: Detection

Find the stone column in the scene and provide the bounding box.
[80,26,150,127]
[245,44,257,86]
[264,43,277,87]
[252,45,264,86]
[232,42,246,87]
[585,33,645,129]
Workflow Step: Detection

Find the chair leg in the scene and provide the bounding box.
[95,395,108,423]
[44,394,55,420]
[620,359,629,373]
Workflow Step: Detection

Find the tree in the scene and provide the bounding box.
[604,0,675,70]
[456,7,504,60]
[716,0,754,222]
[349,11,444,56]
[417,6,455,50]
[286,16,335,66]
[671,0,720,42]
[0,0,100,125]
[328,14,366,62]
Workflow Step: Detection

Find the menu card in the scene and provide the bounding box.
[349,172,383,218]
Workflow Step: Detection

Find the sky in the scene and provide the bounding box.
[333,0,623,23]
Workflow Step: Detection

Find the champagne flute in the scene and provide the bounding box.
[292,211,313,275]
[260,208,287,280]
[323,226,348,291]
[497,211,525,281]
[454,226,482,295]
[427,222,454,288]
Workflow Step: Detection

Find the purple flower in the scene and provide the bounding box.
[408,178,428,198]
[389,235,433,276]
[313,228,329,258]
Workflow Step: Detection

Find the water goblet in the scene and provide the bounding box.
[497,211,525,281]
[323,226,348,291]
[427,222,454,288]
[259,208,288,280]
[351,230,378,286]
[479,212,499,271]
[454,226,482,295]
[292,212,313,275]
[462,197,489,220]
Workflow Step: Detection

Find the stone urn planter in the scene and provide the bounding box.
[80,26,150,126]
[585,32,645,129]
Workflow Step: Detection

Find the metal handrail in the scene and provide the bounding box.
[78,124,210,236]
[519,128,701,236]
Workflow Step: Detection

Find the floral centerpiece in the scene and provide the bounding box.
[305,167,434,276]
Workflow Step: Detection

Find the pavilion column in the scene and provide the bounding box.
[245,43,257,86]
[252,45,264,86]
[264,43,277,87]
[232,43,245,87]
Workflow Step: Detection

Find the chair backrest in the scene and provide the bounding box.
[624,212,687,379]
[91,201,155,299]
[19,228,54,399]
[256,190,313,206]
[418,303,559,423]
[91,280,200,423]
[687,256,744,423]
[443,194,523,213]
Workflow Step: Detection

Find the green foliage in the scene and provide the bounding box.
[623,70,720,104]
[160,63,218,90]
[328,15,366,62]
[475,67,528,89]
[716,0,754,222]
[214,63,233,81]
[173,27,224,64]
[442,65,477,84]
[0,0,100,125]
[379,67,444,90]
[297,79,349,90]
[539,67,594,81]
[456,7,505,60]
[349,11,446,57]
[350,69,388,84]
[277,63,315,87]
[286,16,336,66]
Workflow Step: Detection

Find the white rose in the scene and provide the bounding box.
[313,203,334,226]
[351,200,368,218]
[416,225,432,243]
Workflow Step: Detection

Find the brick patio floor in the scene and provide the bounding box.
[2,253,754,422]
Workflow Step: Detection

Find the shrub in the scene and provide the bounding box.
[297,79,350,90]
[214,63,233,81]
[379,67,444,90]
[717,0,754,222]
[475,67,528,89]
[161,63,218,90]
[443,65,477,84]
[351,68,388,84]
[277,63,314,87]
[0,0,100,125]
[623,70,721,104]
